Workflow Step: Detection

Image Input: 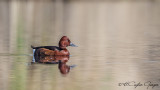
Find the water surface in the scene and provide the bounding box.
[0,1,160,90]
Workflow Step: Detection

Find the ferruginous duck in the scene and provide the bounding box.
[31,36,77,56]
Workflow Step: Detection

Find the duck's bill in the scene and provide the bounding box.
[70,43,78,47]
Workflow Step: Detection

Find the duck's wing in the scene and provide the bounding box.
[31,45,61,51]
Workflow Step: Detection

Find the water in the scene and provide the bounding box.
[0,1,160,90]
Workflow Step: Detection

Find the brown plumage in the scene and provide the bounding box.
[31,36,77,56]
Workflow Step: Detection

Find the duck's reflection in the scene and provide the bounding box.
[32,55,75,75]
[58,60,70,74]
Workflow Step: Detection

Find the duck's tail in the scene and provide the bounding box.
[31,45,35,49]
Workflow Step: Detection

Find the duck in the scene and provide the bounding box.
[34,55,70,64]
[31,36,77,56]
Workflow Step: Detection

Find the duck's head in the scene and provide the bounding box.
[59,36,77,49]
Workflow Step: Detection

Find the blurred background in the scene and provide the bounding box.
[1,0,160,90]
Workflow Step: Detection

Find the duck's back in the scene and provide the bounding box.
[31,45,62,51]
